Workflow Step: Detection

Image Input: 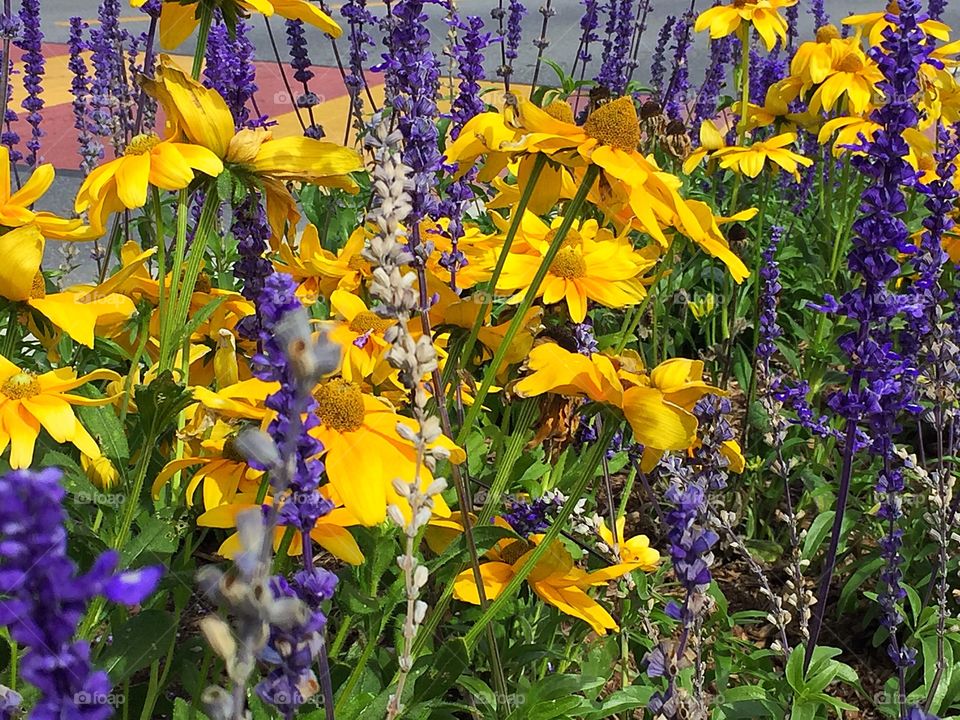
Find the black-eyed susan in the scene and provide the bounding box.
[0,147,96,240]
[713,132,813,180]
[276,225,372,302]
[0,356,120,468]
[694,0,798,52]
[791,25,845,86]
[496,218,657,322]
[0,225,136,348]
[75,131,224,231]
[808,40,884,115]
[597,518,661,570]
[326,290,395,384]
[843,2,950,48]
[143,57,363,240]
[447,96,692,245]
[130,0,341,50]
[308,378,464,526]
[198,492,364,565]
[452,522,642,635]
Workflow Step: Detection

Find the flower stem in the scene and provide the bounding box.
[457,163,600,444]
[461,417,617,648]
[191,3,213,80]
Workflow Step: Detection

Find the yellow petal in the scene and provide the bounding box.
[268,0,342,37]
[621,386,698,451]
[0,224,43,301]
[453,562,514,604]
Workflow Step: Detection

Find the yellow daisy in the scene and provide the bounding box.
[713,132,813,180]
[694,0,798,52]
[0,356,120,468]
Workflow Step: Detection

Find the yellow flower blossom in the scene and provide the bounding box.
[598,518,660,570]
[694,0,798,52]
[0,356,120,468]
[713,132,813,179]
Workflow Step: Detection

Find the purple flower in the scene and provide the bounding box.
[233,193,274,342]
[596,0,634,95]
[575,0,601,66]
[694,34,735,127]
[927,0,947,20]
[757,226,784,367]
[14,0,43,166]
[251,272,335,532]
[375,0,442,224]
[810,0,829,29]
[663,11,694,119]
[204,15,266,129]
[341,0,376,128]
[505,0,526,64]
[447,14,494,139]
[502,494,565,537]
[649,16,676,96]
[68,17,104,175]
[0,468,160,718]
[89,0,129,153]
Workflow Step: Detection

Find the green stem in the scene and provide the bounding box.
[614,242,676,356]
[159,189,191,371]
[191,3,213,80]
[159,186,220,373]
[457,164,600,444]
[335,627,383,714]
[450,153,548,387]
[329,613,353,658]
[461,418,617,648]
[0,304,18,360]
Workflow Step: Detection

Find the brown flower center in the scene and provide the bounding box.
[543,100,575,124]
[194,272,212,294]
[838,54,865,73]
[545,227,583,249]
[816,24,841,43]
[313,378,365,433]
[347,255,369,272]
[549,247,587,279]
[221,436,246,463]
[348,310,393,335]
[2,372,40,400]
[124,133,161,156]
[583,96,641,151]
[499,539,534,565]
[30,271,45,299]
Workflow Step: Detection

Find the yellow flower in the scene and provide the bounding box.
[82,453,121,491]
[713,132,813,180]
[0,356,120,468]
[131,0,341,50]
[598,518,660,570]
[447,97,694,245]
[0,225,137,348]
[694,0,798,52]
[199,493,364,565]
[843,3,950,48]
[76,132,223,231]
[0,147,96,240]
[276,225,372,301]
[327,290,395,383]
[496,217,656,323]
[453,525,639,635]
[513,344,716,454]
[152,422,264,508]
[672,201,754,284]
[808,40,884,115]
[309,378,464,526]
[143,57,363,240]
[682,119,728,174]
[817,116,881,157]
[791,25,844,86]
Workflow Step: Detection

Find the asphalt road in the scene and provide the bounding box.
[29,0,960,282]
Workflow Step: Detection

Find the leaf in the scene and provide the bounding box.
[411,638,470,705]
[120,515,179,564]
[839,557,884,611]
[583,686,652,719]
[172,697,209,720]
[801,511,835,561]
[77,400,129,466]
[786,645,805,692]
[100,610,175,683]
[526,696,589,720]
[134,372,194,445]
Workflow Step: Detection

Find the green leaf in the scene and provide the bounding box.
[100,610,175,683]
[120,515,179,564]
[801,511,835,561]
[411,638,470,705]
[77,401,129,466]
[172,697,209,720]
[134,372,194,444]
[786,645,805,692]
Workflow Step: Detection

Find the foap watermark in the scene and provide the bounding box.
[74,691,125,707]
[74,490,125,506]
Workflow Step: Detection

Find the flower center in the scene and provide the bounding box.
[2,372,40,400]
[313,378,365,433]
[546,227,583,248]
[549,247,587,279]
[543,100,575,124]
[348,310,393,335]
[124,133,161,156]
[583,96,641,151]
[194,272,212,294]
[347,255,369,272]
[816,24,840,43]
[838,54,864,73]
[30,271,45,299]
[221,436,246,463]
[499,539,533,565]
